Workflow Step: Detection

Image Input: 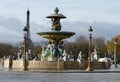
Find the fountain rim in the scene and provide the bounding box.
[46,13,66,18]
[37,31,75,36]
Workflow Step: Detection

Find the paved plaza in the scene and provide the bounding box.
[0,71,120,82]
[0,64,120,82]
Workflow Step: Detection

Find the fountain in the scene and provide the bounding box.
[3,8,109,70]
[37,7,75,61]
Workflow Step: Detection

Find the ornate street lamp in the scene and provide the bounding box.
[114,39,117,67]
[23,26,28,70]
[86,26,93,72]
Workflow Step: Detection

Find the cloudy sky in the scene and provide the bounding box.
[0,0,120,43]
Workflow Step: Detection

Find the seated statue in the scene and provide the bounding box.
[58,42,64,57]
[52,44,59,57]
[37,53,41,61]
[63,50,68,61]
[17,49,23,60]
[41,47,48,61]
[26,49,33,60]
[77,51,82,62]
[44,41,52,57]
[91,46,98,61]
[33,56,39,61]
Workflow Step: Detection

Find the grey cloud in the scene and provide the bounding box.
[0,15,120,43]
[62,21,120,40]
[0,16,23,32]
[0,15,49,43]
[92,22,120,40]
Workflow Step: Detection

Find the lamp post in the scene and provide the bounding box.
[23,26,28,70]
[86,26,93,72]
[114,39,117,67]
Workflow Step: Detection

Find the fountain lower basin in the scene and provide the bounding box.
[37,31,75,41]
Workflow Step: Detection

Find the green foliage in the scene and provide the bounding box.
[0,42,42,58]
[92,37,107,58]
[0,43,19,58]
[64,36,107,60]
[107,35,120,62]
[33,46,42,56]
[0,36,107,60]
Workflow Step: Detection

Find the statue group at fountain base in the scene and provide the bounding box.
[3,46,98,63]
[41,41,65,61]
[41,48,74,61]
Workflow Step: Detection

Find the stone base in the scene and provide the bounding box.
[3,60,109,70]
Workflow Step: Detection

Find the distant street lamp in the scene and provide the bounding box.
[86,26,93,72]
[114,39,117,67]
[23,26,28,70]
[72,45,75,60]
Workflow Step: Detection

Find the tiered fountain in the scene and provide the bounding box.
[37,7,75,61]
[3,8,109,70]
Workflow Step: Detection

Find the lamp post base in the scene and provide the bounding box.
[115,65,117,68]
[23,61,28,71]
[23,68,28,71]
[85,66,93,72]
